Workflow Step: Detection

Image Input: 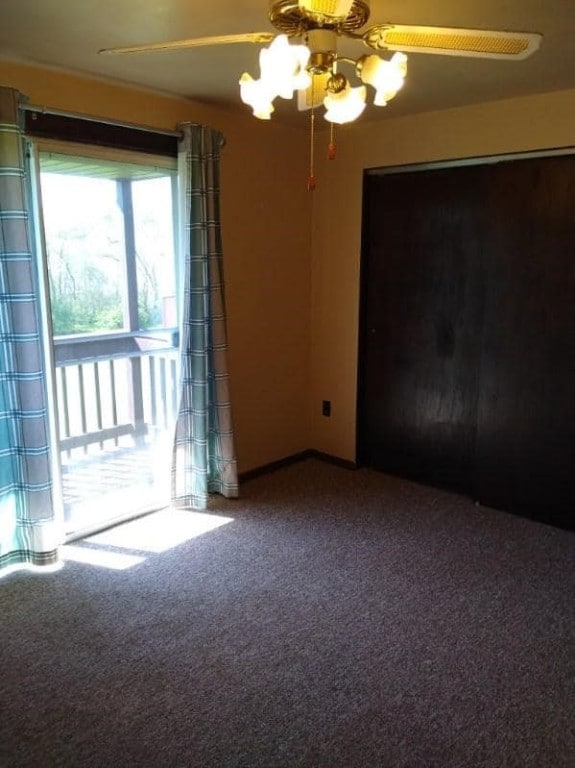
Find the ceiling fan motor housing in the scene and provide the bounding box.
[306,28,339,66]
[268,0,371,37]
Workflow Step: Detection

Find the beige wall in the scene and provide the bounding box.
[0,61,313,473]
[309,88,575,462]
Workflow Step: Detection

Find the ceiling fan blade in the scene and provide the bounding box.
[362,24,542,60]
[99,32,275,55]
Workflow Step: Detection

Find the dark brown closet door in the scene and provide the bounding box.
[473,155,575,529]
[359,165,487,493]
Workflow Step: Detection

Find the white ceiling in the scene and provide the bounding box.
[1,1,574,126]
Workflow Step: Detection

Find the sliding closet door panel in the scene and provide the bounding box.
[360,154,575,528]
[359,166,486,493]
[474,155,575,528]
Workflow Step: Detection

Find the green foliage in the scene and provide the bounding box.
[43,172,172,337]
[138,300,161,331]
[49,267,161,336]
[50,280,123,336]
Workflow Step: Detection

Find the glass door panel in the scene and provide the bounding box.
[38,148,179,538]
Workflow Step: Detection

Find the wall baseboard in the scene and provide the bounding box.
[239,450,357,484]
[310,450,357,472]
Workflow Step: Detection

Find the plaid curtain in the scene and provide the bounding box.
[171,123,238,509]
[0,87,57,570]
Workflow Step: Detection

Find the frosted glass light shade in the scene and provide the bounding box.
[239,34,312,118]
[323,82,366,124]
[239,73,275,119]
[359,52,408,106]
[259,35,311,99]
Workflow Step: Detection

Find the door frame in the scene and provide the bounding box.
[29,138,181,540]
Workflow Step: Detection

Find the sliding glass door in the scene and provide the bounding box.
[35,143,179,538]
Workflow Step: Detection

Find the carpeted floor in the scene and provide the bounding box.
[1,458,574,768]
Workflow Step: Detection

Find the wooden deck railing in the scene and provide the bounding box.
[53,330,179,456]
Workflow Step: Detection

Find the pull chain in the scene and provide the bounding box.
[307,77,317,192]
[308,110,316,191]
[328,121,336,160]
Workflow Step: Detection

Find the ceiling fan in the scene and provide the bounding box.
[100,1,541,188]
[100,0,542,122]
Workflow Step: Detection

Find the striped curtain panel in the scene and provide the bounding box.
[0,87,57,570]
[171,123,238,509]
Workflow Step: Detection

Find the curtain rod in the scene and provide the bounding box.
[21,103,181,138]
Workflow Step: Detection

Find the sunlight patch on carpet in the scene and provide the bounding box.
[61,545,145,570]
[86,508,235,553]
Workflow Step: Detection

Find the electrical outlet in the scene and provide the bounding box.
[322,400,331,417]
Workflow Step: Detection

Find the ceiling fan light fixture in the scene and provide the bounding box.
[259,34,311,98]
[239,73,276,119]
[357,52,408,106]
[323,82,366,124]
